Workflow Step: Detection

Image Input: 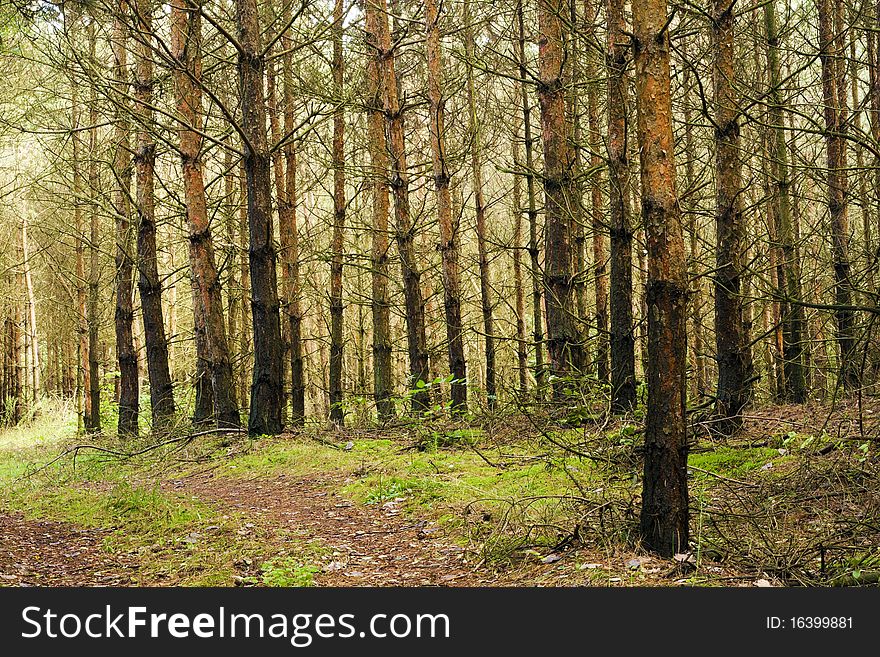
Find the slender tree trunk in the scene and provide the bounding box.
[12,310,22,423]
[586,0,609,386]
[765,0,806,402]
[280,12,305,426]
[464,0,496,409]
[112,5,138,437]
[850,40,872,286]
[329,0,347,425]
[234,0,284,434]
[133,0,175,428]
[870,18,880,273]
[538,0,582,398]
[86,18,101,433]
[512,138,529,397]
[819,0,858,391]
[69,12,87,433]
[633,0,689,556]
[569,0,588,371]
[365,0,395,420]
[712,0,752,434]
[426,0,467,413]
[21,214,40,405]
[191,269,214,423]
[171,0,239,428]
[682,64,706,401]
[267,53,290,427]
[238,159,251,408]
[516,0,545,398]
[224,147,241,403]
[378,0,430,411]
[607,0,636,412]
[280,145,304,426]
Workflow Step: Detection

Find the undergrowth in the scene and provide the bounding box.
[1,397,879,587]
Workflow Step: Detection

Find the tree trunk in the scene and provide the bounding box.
[267,53,289,428]
[133,0,175,428]
[171,0,240,428]
[465,0,496,409]
[538,0,582,398]
[516,0,545,398]
[86,18,101,434]
[238,159,252,409]
[234,0,284,434]
[224,146,241,407]
[69,11,87,433]
[587,0,609,386]
[426,0,467,414]
[712,0,752,434]
[21,213,40,406]
[819,0,858,392]
[607,0,636,412]
[365,0,395,420]
[112,5,138,437]
[280,10,305,427]
[633,0,689,556]
[191,269,214,423]
[765,0,806,402]
[870,16,880,276]
[329,0,347,425]
[378,0,431,411]
[512,138,529,397]
[682,61,706,401]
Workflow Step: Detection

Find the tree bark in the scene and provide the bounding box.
[280,9,305,427]
[133,0,175,428]
[112,3,139,437]
[516,0,545,398]
[191,269,214,423]
[538,0,582,398]
[267,52,289,427]
[819,0,858,392]
[378,0,431,411]
[69,9,87,433]
[512,138,529,397]
[426,0,467,414]
[633,0,689,556]
[465,0,496,409]
[586,0,608,386]
[329,0,347,425]
[234,0,284,434]
[86,18,101,433]
[171,0,240,428]
[712,0,752,434]
[764,0,806,402]
[365,0,395,420]
[607,0,636,412]
[682,58,706,401]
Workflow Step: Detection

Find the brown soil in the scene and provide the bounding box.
[0,512,140,586]
[170,470,506,586]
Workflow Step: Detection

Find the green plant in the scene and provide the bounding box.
[364,477,413,504]
[255,557,319,587]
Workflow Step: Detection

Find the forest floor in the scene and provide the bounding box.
[1,397,879,587]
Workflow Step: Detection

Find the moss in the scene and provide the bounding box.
[689,446,782,478]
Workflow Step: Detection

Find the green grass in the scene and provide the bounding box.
[4,401,844,586]
[689,446,783,478]
[251,556,321,587]
[0,409,324,586]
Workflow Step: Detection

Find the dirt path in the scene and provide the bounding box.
[0,513,140,586]
[172,471,505,586]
